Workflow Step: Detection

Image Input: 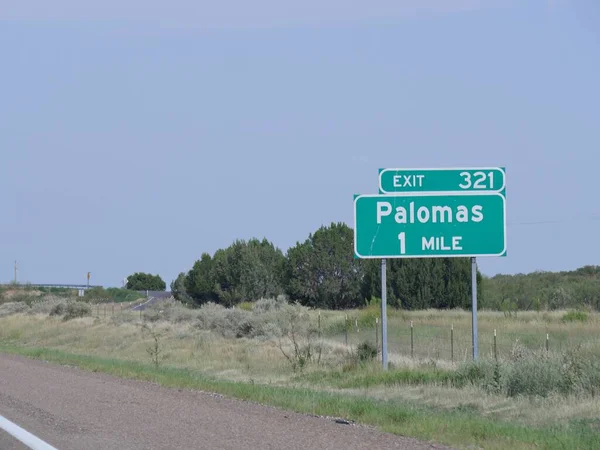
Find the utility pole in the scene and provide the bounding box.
[14,261,18,284]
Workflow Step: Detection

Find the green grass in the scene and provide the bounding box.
[0,343,598,450]
[562,310,589,323]
[296,365,461,389]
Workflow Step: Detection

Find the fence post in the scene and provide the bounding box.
[410,321,414,359]
[494,329,497,361]
[451,324,454,363]
[345,315,348,346]
[112,304,114,316]
[318,311,321,339]
[546,333,549,353]
[375,318,379,354]
[355,318,359,333]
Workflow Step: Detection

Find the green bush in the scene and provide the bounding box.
[252,295,288,314]
[63,302,92,320]
[455,346,600,399]
[562,310,589,323]
[504,354,562,397]
[356,341,378,362]
[455,360,493,387]
[237,301,254,311]
[0,302,29,317]
[8,293,40,306]
[49,303,66,317]
[49,302,91,320]
[29,297,69,315]
[357,304,381,330]
[142,301,197,323]
[189,297,308,341]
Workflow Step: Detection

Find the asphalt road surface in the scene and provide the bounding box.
[0,354,451,450]
[0,429,28,450]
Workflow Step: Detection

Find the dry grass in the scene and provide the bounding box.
[0,312,309,384]
[1,306,599,431]
[330,307,600,362]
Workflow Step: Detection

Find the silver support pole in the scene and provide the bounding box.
[381,258,388,369]
[471,257,479,361]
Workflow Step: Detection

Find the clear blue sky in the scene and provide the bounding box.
[1,1,598,287]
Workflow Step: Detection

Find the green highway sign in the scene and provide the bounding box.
[354,193,506,258]
[378,167,505,194]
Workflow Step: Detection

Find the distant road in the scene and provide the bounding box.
[0,354,450,450]
[130,292,173,311]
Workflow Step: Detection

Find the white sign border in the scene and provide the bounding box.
[378,167,506,195]
[353,192,507,259]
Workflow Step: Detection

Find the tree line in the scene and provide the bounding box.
[123,223,600,311]
[170,222,482,310]
[482,265,600,312]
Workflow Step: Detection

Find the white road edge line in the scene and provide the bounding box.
[0,415,58,450]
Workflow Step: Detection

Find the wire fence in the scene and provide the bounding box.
[327,316,597,363]
[85,303,598,363]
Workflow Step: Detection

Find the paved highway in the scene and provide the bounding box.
[0,354,450,450]
[0,429,28,449]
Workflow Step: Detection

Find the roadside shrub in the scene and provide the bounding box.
[0,302,29,317]
[357,302,381,330]
[455,345,600,399]
[8,293,40,306]
[275,303,322,371]
[559,347,600,396]
[356,341,378,362]
[49,301,91,320]
[194,303,253,339]
[562,310,589,323]
[325,314,354,335]
[252,295,288,314]
[342,340,378,371]
[195,302,228,332]
[109,314,135,326]
[49,303,67,317]
[455,360,495,388]
[144,301,198,323]
[63,302,92,320]
[252,321,284,341]
[237,301,254,311]
[192,298,303,340]
[141,323,166,368]
[504,353,561,397]
[226,308,254,338]
[30,297,69,315]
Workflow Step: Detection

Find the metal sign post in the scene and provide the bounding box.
[381,258,388,369]
[472,257,479,360]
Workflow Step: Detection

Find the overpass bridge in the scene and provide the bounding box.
[1,284,103,290]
